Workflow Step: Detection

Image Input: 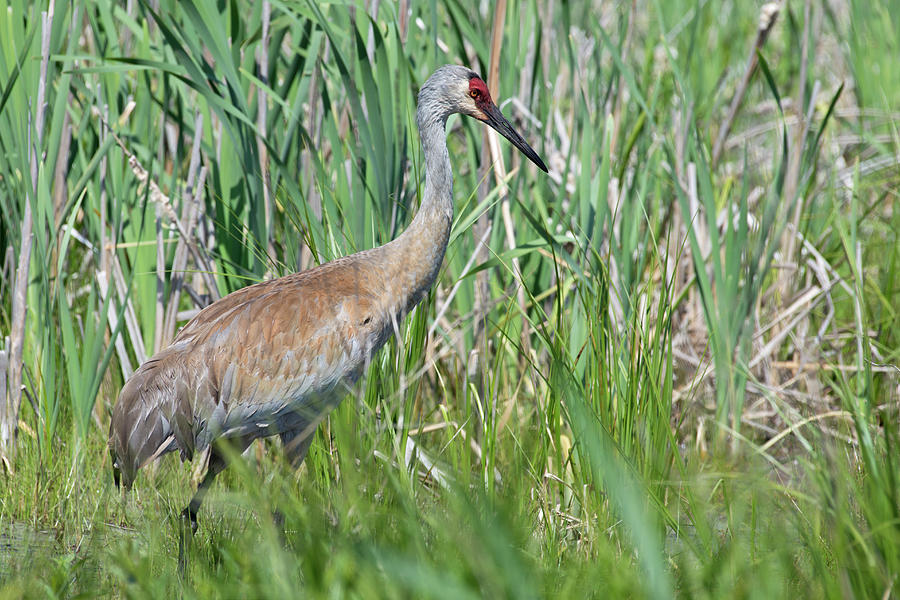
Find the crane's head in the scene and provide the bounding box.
[419,65,548,172]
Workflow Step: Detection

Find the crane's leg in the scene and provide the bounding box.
[181,436,254,532]
[181,448,228,534]
[178,450,224,575]
[178,437,251,573]
[270,425,317,532]
[279,425,316,468]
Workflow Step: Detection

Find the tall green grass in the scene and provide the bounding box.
[1,0,899,597]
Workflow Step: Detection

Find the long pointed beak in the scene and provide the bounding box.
[480,103,549,173]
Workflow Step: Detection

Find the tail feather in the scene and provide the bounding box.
[109,356,187,489]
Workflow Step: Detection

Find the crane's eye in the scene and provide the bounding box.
[469,89,480,99]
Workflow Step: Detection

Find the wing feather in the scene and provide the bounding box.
[109,251,396,486]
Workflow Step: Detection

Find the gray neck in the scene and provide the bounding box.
[409,111,453,229]
[386,108,454,314]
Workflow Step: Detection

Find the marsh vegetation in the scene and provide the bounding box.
[1,1,899,597]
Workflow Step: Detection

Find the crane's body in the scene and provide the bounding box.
[111,222,446,485]
[109,65,547,528]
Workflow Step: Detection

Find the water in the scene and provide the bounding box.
[0,520,57,581]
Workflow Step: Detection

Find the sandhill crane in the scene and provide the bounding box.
[109,65,548,531]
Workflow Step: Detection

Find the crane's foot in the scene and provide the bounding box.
[178,507,198,575]
[181,506,199,535]
[271,508,285,530]
[269,508,293,550]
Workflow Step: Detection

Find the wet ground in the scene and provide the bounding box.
[0,520,58,580]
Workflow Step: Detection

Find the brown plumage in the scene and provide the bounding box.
[109,65,547,528]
